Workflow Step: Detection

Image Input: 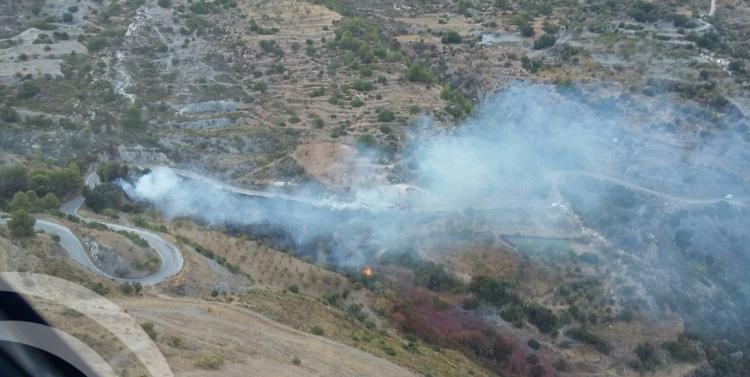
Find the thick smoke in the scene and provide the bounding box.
[122,82,750,347]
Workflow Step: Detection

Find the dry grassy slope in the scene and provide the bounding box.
[70,223,161,278]
[28,298,150,377]
[122,295,423,377]
[169,219,349,296]
[236,289,495,377]
[0,227,113,289]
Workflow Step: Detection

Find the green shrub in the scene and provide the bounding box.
[527,339,541,350]
[310,326,324,336]
[661,337,702,362]
[0,107,19,123]
[521,56,542,73]
[89,282,109,296]
[383,346,397,356]
[360,66,373,77]
[96,162,129,183]
[441,86,474,119]
[87,34,110,51]
[0,165,28,198]
[377,110,395,122]
[525,304,557,334]
[519,23,535,37]
[83,183,123,213]
[157,0,171,8]
[441,30,463,44]
[52,31,70,41]
[533,34,556,49]
[351,98,364,107]
[470,276,519,306]
[253,81,268,93]
[141,322,158,340]
[266,62,286,75]
[189,1,214,14]
[312,117,324,128]
[566,327,611,354]
[406,62,435,84]
[122,103,143,129]
[351,80,374,92]
[258,39,284,56]
[18,81,41,99]
[8,210,35,238]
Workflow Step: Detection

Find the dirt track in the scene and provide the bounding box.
[122,296,418,377]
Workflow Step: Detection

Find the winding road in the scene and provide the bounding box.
[548,170,748,207]
[2,172,183,286]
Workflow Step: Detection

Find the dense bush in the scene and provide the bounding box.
[406,61,436,84]
[8,191,58,212]
[189,1,214,14]
[312,117,324,128]
[252,81,268,93]
[97,162,129,183]
[629,1,662,23]
[258,40,284,56]
[469,276,519,306]
[141,322,158,340]
[527,339,541,350]
[533,34,556,50]
[0,107,19,123]
[525,304,557,334]
[8,210,36,238]
[266,63,286,75]
[519,23,535,37]
[122,104,143,129]
[566,327,612,354]
[441,31,463,44]
[351,80,374,92]
[415,262,463,292]
[0,165,28,198]
[377,110,395,122]
[82,183,123,212]
[521,56,542,73]
[661,337,702,362]
[18,81,41,99]
[332,17,398,64]
[440,86,474,119]
[26,164,83,197]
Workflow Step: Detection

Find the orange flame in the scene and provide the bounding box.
[362,266,375,278]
